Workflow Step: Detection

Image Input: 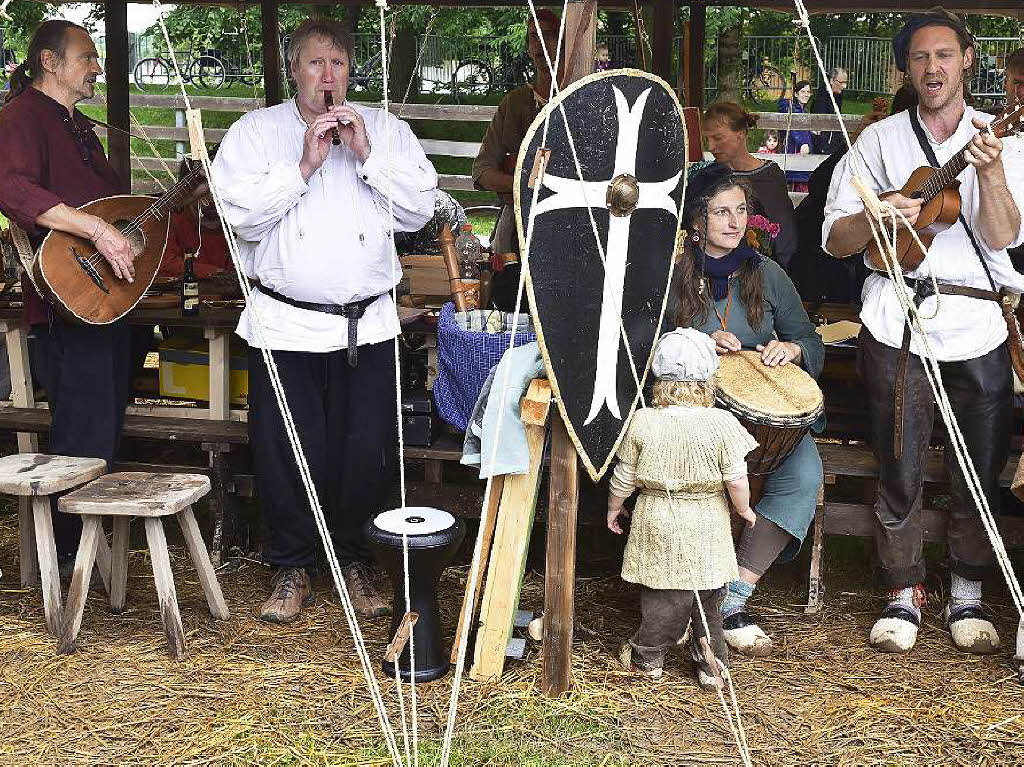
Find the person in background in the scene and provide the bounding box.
[757,129,780,154]
[702,102,797,270]
[778,79,814,155]
[790,87,917,304]
[609,327,757,688]
[472,9,563,257]
[1003,48,1024,272]
[811,67,848,155]
[594,41,611,72]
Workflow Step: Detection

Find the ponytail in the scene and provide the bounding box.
[4,20,86,105]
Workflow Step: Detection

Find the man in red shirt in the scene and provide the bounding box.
[0,21,135,564]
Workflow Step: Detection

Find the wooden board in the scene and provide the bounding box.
[515,70,686,482]
[470,381,551,681]
[59,472,211,518]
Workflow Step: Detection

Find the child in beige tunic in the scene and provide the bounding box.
[608,328,757,686]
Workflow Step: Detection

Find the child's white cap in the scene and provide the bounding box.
[651,327,719,382]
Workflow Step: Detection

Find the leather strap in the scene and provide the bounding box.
[890,276,1001,458]
[879,604,921,627]
[722,611,758,631]
[945,603,993,626]
[256,284,382,367]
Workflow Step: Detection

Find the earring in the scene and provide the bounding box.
[691,232,700,243]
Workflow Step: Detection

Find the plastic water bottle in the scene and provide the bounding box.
[454,224,481,310]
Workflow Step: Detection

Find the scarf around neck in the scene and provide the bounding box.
[698,243,760,301]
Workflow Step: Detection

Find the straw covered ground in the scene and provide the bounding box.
[2,501,1024,766]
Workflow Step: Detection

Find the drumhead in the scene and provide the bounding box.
[714,350,823,425]
[373,507,455,536]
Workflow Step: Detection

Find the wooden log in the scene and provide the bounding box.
[686,0,707,108]
[177,506,230,620]
[651,0,676,82]
[145,517,187,659]
[451,474,505,665]
[542,409,578,697]
[470,381,551,681]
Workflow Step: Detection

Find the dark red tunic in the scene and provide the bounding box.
[0,86,124,324]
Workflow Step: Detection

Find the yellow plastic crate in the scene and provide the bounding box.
[158,335,248,406]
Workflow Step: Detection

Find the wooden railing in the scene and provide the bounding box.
[82,95,869,195]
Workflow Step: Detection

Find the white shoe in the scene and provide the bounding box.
[617,643,663,679]
[869,606,920,653]
[722,611,774,657]
[942,604,1000,655]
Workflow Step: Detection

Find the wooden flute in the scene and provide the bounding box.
[323,91,342,146]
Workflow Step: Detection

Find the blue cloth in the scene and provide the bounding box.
[756,433,822,560]
[461,342,545,478]
[433,302,537,432]
[777,98,814,155]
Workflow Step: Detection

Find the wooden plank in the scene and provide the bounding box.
[823,502,1024,547]
[85,94,263,111]
[651,0,676,83]
[542,410,578,697]
[520,379,552,427]
[57,515,102,655]
[0,408,249,444]
[18,501,37,587]
[451,474,505,664]
[686,0,706,108]
[817,442,1020,487]
[805,485,825,616]
[144,517,187,659]
[205,329,231,421]
[470,391,549,681]
[60,472,211,518]
[95,126,229,142]
[420,139,481,158]
[755,112,866,132]
[31,496,63,635]
[563,0,597,86]
[109,517,130,614]
[177,506,230,620]
[0,454,106,496]
[4,322,39,454]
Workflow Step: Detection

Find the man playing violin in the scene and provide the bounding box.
[213,19,437,623]
[0,21,134,569]
[824,9,1024,655]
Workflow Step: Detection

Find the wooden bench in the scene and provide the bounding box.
[805,441,1024,613]
[0,406,248,563]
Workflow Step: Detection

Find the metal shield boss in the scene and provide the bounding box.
[515,70,688,481]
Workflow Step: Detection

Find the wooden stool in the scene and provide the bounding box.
[0,453,109,635]
[57,472,229,659]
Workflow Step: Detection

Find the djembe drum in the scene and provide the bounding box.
[714,351,823,502]
[366,507,465,682]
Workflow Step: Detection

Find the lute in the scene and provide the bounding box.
[865,103,1024,271]
[33,162,205,324]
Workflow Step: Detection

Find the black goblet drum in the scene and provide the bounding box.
[365,506,465,682]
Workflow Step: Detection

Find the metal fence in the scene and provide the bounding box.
[702,34,1022,104]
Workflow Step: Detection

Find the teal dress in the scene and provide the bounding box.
[669,257,825,558]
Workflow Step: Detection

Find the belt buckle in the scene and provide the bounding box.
[911,278,934,301]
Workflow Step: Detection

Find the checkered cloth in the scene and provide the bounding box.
[433,302,537,431]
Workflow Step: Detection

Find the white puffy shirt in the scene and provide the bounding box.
[823,105,1024,361]
[213,99,438,352]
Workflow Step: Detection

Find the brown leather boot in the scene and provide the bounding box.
[341,562,390,618]
[260,567,313,624]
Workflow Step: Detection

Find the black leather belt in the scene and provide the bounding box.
[256,284,383,367]
[887,274,1000,459]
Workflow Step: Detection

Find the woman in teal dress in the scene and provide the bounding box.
[670,162,825,657]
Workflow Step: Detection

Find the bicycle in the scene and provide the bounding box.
[742,56,783,102]
[450,50,534,102]
[133,51,227,91]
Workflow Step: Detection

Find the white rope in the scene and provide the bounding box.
[150,3,406,764]
[791,0,1024,618]
[439,5,571,765]
[0,0,13,21]
[375,0,421,762]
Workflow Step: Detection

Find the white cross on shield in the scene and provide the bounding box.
[531,86,682,425]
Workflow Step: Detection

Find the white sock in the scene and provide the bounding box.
[950,573,982,611]
[888,586,921,621]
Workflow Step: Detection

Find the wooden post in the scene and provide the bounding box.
[3,320,39,587]
[205,328,231,421]
[651,0,676,82]
[563,0,597,86]
[261,0,282,107]
[686,0,706,108]
[542,410,578,696]
[103,0,131,189]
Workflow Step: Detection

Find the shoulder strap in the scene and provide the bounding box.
[907,108,997,292]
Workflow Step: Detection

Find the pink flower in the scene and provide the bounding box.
[767,222,781,239]
[748,214,770,230]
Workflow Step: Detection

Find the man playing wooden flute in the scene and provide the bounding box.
[213,19,437,622]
